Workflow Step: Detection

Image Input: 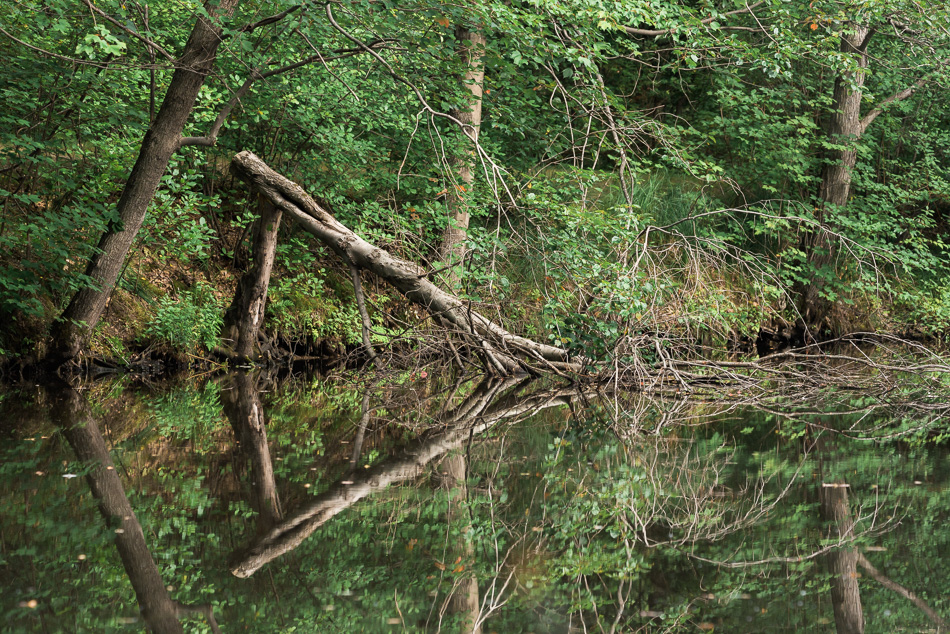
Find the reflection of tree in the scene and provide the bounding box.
[230,376,587,578]
[46,385,220,634]
[817,424,947,634]
[820,481,864,634]
[437,451,481,634]
[221,371,282,531]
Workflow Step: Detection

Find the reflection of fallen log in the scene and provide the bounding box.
[230,151,581,376]
[230,377,589,578]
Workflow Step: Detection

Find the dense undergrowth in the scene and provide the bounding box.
[2,0,950,370]
[3,160,948,369]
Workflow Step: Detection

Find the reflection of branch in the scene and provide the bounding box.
[230,378,590,577]
[857,553,947,629]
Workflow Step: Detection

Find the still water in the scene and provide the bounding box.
[2,368,948,632]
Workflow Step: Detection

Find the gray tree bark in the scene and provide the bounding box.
[230,151,581,375]
[440,28,486,287]
[801,25,870,332]
[47,0,242,365]
[223,197,283,360]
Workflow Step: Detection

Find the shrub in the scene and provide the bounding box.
[145,282,222,353]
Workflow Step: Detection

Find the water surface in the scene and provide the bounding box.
[2,369,948,632]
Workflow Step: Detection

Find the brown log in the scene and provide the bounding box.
[230,150,582,375]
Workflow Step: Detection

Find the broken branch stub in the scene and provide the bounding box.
[230,150,581,374]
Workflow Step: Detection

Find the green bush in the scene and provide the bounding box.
[145,282,223,353]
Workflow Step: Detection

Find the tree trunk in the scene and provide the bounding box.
[230,151,581,375]
[223,197,283,360]
[47,0,241,365]
[801,25,869,331]
[441,28,486,286]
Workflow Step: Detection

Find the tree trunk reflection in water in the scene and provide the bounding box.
[221,371,282,531]
[230,376,588,578]
[817,425,864,634]
[438,452,481,633]
[820,481,864,634]
[46,386,220,633]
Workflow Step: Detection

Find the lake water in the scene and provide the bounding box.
[2,367,948,632]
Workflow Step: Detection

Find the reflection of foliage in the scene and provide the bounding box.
[3,376,950,632]
[146,382,226,452]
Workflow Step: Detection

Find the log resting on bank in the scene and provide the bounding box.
[230,151,581,375]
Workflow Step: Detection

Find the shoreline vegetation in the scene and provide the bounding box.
[1,0,949,384]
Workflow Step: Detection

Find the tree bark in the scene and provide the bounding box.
[223,197,283,360]
[440,28,486,286]
[801,25,869,331]
[47,0,242,365]
[230,151,581,375]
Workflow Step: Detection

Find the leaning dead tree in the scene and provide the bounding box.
[230,151,580,376]
[231,152,950,394]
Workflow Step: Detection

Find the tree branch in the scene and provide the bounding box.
[0,25,111,68]
[81,0,176,62]
[856,552,947,628]
[859,59,950,132]
[178,42,390,148]
[624,1,764,37]
[237,3,305,34]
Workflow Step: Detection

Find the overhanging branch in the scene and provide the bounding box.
[624,1,764,37]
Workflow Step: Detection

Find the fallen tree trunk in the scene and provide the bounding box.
[230,150,580,375]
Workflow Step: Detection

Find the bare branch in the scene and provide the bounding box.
[179,72,258,148]
[237,3,305,34]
